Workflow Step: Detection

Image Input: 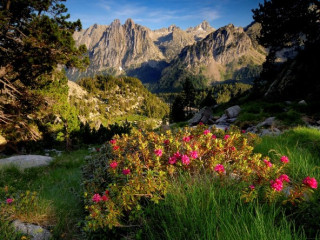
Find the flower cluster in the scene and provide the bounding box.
[83,125,318,231]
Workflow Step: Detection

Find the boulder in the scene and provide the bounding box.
[225,105,241,118]
[188,107,213,125]
[13,220,51,240]
[215,114,228,124]
[0,155,53,169]
[256,117,276,128]
[298,100,307,105]
[226,118,237,123]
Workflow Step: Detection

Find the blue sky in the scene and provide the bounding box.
[65,0,264,30]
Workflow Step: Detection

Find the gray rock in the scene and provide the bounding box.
[13,220,51,240]
[215,114,228,124]
[285,101,292,105]
[226,117,237,123]
[298,100,307,105]
[246,126,258,133]
[188,107,213,125]
[259,128,282,137]
[225,105,241,118]
[0,155,53,169]
[316,120,320,125]
[256,117,276,128]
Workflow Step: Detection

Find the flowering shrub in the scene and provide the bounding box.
[82,125,318,231]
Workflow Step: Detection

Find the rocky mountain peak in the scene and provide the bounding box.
[124,18,135,28]
[110,19,121,28]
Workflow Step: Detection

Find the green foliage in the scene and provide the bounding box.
[77,75,169,119]
[82,125,317,233]
[0,0,88,143]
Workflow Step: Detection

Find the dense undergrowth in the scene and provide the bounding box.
[0,126,319,239]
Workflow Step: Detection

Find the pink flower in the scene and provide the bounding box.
[122,168,131,175]
[183,136,191,142]
[279,174,290,183]
[270,179,283,191]
[174,151,181,159]
[190,151,198,159]
[224,135,230,140]
[280,156,289,164]
[113,145,120,151]
[154,149,163,157]
[230,146,236,151]
[6,198,13,204]
[303,176,318,189]
[110,139,116,145]
[241,130,246,134]
[92,194,102,203]
[164,139,170,145]
[181,155,190,165]
[109,161,118,169]
[263,159,273,168]
[102,195,109,202]
[199,122,204,125]
[249,185,255,190]
[168,156,177,165]
[214,164,225,173]
[203,129,210,135]
[212,135,217,139]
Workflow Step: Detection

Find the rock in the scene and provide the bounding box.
[225,105,241,118]
[0,155,53,169]
[246,126,258,133]
[188,107,213,125]
[317,120,320,125]
[256,117,276,128]
[13,220,51,240]
[285,101,292,105]
[84,155,92,160]
[259,128,282,137]
[215,114,228,124]
[226,118,237,123]
[298,100,307,105]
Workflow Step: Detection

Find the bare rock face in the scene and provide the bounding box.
[13,220,51,240]
[159,24,266,89]
[0,155,53,169]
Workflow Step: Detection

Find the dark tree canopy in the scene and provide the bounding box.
[252,0,320,58]
[0,0,89,142]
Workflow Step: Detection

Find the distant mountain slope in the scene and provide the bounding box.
[159,23,266,91]
[67,19,215,84]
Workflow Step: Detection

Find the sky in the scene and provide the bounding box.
[65,0,264,30]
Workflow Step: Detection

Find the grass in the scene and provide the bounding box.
[142,174,304,240]
[141,126,320,240]
[0,148,89,239]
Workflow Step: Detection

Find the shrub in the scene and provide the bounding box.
[82,125,318,232]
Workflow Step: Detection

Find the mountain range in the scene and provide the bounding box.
[67,19,266,91]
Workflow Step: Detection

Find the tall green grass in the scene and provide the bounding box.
[142,174,304,240]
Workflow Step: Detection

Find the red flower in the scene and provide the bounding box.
[203,129,210,135]
[183,136,191,142]
[241,130,246,133]
[279,174,290,183]
[113,145,120,151]
[154,149,163,157]
[109,161,118,169]
[181,155,190,165]
[164,139,170,145]
[270,179,283,191]
[174,151,181,159]
[92,194,102,203]
[303,176,318,189]
[224,135,230,140]
[280,156,289,164]
[212,135,217,139]
[110,139,116,145]
[168,156,177,165]
[123,168,131,175]
[6,198,13,204]
[263,159,273,168]
[249,185,255,190]
[199,122,204,125]
[102,195,109,202]
[105,190,109,195]
[214,164,225,173]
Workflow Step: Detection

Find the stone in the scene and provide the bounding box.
[226,118,237,123]
[13,220,51,240]
[298,100,307,105]
[215,114,228,124]
[256,117,276,128]
[285,101,292,105]
[0,155,53,169]
[188,107,213,125]
[316,120,320,125]
[225,105,241,118]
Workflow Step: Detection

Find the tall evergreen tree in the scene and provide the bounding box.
[0,0,89,142]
